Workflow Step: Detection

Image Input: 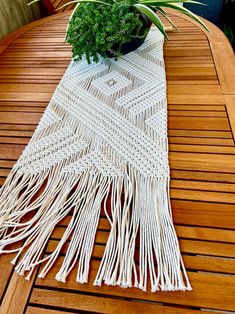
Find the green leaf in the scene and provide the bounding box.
[139,0,204,5]
[28,0,40,5]
[65,3,80,41]
[154,2,210,32]
[224,24,234,44]
[139,0,205,5]
[156,7,179,31]
[134,3,168,39]
[57,0,110,11]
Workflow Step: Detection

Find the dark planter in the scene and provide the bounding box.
[184,0,223,26]
[119,33,150,55]
[106,19,151,57]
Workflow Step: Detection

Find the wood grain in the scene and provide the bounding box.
[29,288,215,314]
[0,10,235,314]
[34,258,235,311]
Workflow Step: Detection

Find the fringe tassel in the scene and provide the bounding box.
[0,29,192,292]
[0,166,191,291]
[94,174,191,292]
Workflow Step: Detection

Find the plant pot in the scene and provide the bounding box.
[106,19,151,58]
[184,0,223,26]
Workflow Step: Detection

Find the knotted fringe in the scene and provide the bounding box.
[0,165,191,292]
[0,29,191,292]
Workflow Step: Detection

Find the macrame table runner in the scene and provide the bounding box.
[0,29,191,292]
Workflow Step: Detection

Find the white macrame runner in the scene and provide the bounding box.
[0,29,191,292]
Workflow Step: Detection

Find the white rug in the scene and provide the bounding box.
[0,29,191,292]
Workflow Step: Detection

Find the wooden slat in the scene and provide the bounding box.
[0,83,57,92]
[167,84,222,95]
[169,137,233,146]
[171,179,235,193]
[0,124,36,131]
[171,188,235,204]
[0,260,13,303]
[172,199,235,229]
[0,144,25,160]
[34,259,235,311]
[0,243,24,305]
[26,307,79,314]
[0,178,6,186]
[169,144,235,154]
[0,112,42,124]
[170,152,235,173]
[168,130,232,138]
[0,101,47,108]
[29,288,215,314]
[183,255,235,275]
[0,9,235,314]
[0,137,29,145]
[0,169,10,177]
[168,105,225,111]
[171,169,235,183]
[0,160,14,168]
[0,273,36,314]
[0,92,53,102]
[168,117,230,131]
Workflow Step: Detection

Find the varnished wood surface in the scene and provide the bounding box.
[0,10,235,314]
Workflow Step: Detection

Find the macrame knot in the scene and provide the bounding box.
[0,28,191,292]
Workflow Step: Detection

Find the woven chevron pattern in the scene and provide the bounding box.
[0,29,191,292]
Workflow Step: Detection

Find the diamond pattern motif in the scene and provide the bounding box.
[91,71,132,96]
[0,29,191,294]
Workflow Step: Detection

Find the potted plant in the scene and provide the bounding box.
[29,0,209,63]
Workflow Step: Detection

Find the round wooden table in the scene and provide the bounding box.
[0,10,235,314]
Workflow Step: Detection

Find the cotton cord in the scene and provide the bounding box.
[0,29,191,292]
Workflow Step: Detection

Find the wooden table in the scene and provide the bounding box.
[0,10,235,314]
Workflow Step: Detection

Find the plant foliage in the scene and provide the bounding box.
[29,0,209,63]
[66,1,149,63]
